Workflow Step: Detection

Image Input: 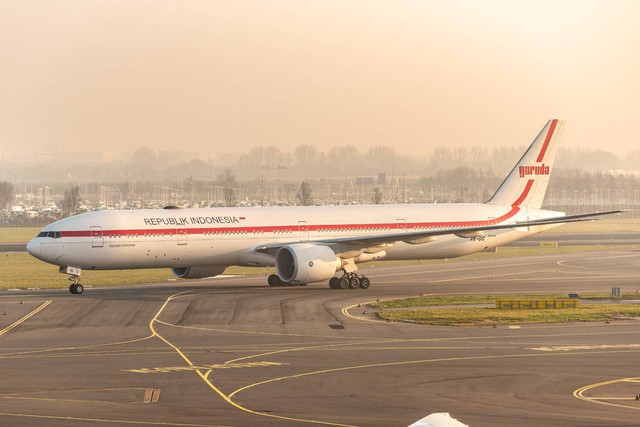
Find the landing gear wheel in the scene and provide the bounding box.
[268,274,283,287]
[359,277,370,289]
[68,274,83,294]
[329,277,340,289]
[69,283,84,294]
[348,276,360,289]
[338,277,349,289]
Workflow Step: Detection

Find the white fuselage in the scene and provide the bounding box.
[27,203,561,271]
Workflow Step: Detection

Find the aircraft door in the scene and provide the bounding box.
[177,226,188,245]
[90,226,104,248]
[396,219,407,231]
[298,221,309,242]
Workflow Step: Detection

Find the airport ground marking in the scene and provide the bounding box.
[530,344,640,352]
[378,268,549,285]
[150,290,640,424]
[230,349,640,402]
[372,259,554,278]
[222,338,399,365]
[125,361,288,374]
[155,318,365,340]
[0,348,185,361]
[341,301,384,323]
[0,386,150,400]
[0,334,156,358]
[0,300,51,337]
[150,290,357,427]
[155,324,640,363]
[557,252,640,269]
[0,411,230,426]
[154,315,493,365]
[574,377,640,411]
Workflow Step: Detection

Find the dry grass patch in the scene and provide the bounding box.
[0,227,40,243]
[377,305,640,326]
[0,253,275,291]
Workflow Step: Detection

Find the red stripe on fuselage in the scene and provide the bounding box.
[56,207,526,240]
[54,179,537,241]
[536,119,558,162]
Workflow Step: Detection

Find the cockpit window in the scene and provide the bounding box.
[37,231,62,239]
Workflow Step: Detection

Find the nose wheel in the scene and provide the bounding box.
[68,275,84,294]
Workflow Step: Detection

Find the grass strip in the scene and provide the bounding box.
[0,242,634,291]
[0,253,275,291]
[371,293,640,308]
[552,218,640,233]
[0,227,40,243]
[377,305,640,326]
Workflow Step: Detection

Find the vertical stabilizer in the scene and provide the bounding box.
[487,119,564,209]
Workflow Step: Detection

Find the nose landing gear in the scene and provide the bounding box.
[68,275,84,294]
[60,267,84,294]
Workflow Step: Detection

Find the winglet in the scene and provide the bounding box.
[487,119,564,209]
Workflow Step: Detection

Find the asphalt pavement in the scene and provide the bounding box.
[2,248,640,426]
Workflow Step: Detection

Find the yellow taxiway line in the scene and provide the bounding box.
[574,377,640,411]
[149,290,356,427]
[0,300,51,337]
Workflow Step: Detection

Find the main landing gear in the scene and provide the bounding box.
[329,273,370,290]
[68,275,84,294]
[266,273,370,289]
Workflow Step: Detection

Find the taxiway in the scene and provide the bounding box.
[1,248,640,426]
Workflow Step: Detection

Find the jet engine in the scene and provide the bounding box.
[171,266,227,279]
[275,243,341,285]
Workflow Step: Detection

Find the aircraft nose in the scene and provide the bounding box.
[26,238,40,257]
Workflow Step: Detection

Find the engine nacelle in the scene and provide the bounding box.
[275,243,341,284]
[171,266,226,279]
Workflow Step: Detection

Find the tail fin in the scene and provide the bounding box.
[487,119,564,209]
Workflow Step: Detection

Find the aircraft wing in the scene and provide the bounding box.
[256,210,624,255]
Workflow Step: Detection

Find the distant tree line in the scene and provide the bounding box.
[5,143,640,187]
[0,181,14,209]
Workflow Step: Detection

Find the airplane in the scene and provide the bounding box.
[27,120,622,294]
[408,412,468,427]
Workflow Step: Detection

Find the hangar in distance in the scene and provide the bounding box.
[27,120,621,294]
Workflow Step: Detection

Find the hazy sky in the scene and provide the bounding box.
[1,0,639,158]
